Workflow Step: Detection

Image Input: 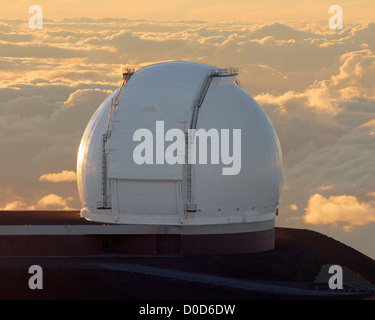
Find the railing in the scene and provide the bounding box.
[97,68,134,210]
[186,67,239,212]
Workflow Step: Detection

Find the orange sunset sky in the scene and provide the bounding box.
[1,0,375,22]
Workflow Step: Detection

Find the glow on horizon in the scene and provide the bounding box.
[0,0,374,22]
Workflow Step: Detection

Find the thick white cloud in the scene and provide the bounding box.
[303,194,375,232]
[35,193,74,210]
[39,170,77,183]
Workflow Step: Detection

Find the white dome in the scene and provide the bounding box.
[77,61,283,229]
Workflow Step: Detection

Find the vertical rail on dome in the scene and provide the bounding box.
[186,70,216,212]
[105,67,135,135]
[186,67,239,213]
[98,133,111,209]
[97,68,135,210]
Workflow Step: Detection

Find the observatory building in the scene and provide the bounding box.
[76,61,283,255]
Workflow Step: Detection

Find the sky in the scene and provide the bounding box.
[1,0,375,22]
[0,1,375,259]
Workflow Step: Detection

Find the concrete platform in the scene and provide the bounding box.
[0,210,274,256]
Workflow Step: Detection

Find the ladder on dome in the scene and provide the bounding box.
[186,67,239,212]
[97,67,135,210]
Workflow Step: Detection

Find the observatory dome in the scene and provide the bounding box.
[77,61,283,254]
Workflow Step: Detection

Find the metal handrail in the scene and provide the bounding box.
[186,67,239,212]
[97,68,135,210]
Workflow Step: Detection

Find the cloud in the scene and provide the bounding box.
[0,187,76,210]
[288,204,299,211]
[0,22,11,32]
[330,49,375,99]
[35,193,71,209]
[303,193,375,232]
[39,170,77,183]
[0,200,29,210]
[63,88,112,108]
[256,49,375,117]
[0,84,112,210]
[0,187,29,210]
[318,185,333,191]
